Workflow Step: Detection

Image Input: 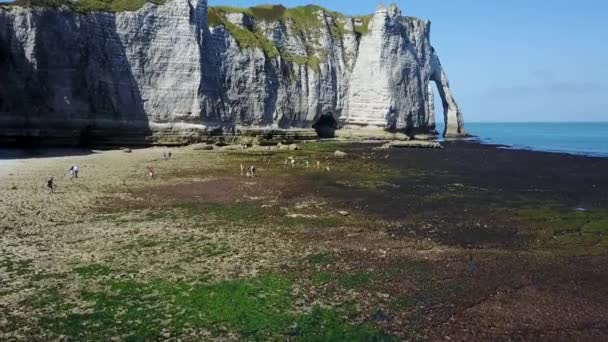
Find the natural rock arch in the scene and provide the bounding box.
[429,51,466,138]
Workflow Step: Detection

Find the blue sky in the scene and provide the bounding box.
[212,0,607,122]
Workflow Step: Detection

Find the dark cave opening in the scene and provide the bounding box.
[312,114,338,138]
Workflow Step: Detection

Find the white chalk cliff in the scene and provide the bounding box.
[0,0,466,145]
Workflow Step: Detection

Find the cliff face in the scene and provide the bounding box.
[0,0,466,145]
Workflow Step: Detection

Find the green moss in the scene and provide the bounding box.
[513,207,608,236]
[0,258,33,276]
[312,271,334,284]
[36,274,392,340]
[338,272,371,289]
[307,253,333,265]
[381,260,465,311]
[74,264,113,279]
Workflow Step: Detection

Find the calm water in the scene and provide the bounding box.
[444,122,608,157]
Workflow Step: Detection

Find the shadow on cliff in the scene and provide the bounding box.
[0,147,97,161]
[0,10,151,148]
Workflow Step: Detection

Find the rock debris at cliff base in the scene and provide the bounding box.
[0,0,466,146]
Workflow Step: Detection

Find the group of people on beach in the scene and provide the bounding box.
[284,157,322,170]
[68,165,79,179]
[47,164,79,193]
[46,146,329,193]
[240,164,257,177]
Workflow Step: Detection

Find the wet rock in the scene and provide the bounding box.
[334,150,348,158]
[371,309,391,322]
[388,141,442,149]
[193,144,214,151]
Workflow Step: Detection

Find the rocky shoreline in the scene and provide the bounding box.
[1,139,607,340]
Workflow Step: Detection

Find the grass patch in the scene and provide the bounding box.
[199,202,268,224]
[382,259,465,311]
[0,258,33,276]
[286,215,344,229]
[338,272,371,289]
[312,271,334,284]
[209,4,357,70]
[74,264,112,279]
[307,252,333,265]
[506,207,608,248]
[4,0,164,12]
[311,271,371,289]
[354,15,373,36]
[35,274,392,340]
[392,279,465,310]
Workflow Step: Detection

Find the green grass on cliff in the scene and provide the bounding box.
[354,15,373,36]
[4,0,164,12]
[209,4,371,72]
[1,1,372,73]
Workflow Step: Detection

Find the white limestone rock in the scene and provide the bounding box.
[0,0,466,145]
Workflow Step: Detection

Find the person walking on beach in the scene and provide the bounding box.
[146,165,154,180]
[68,166,75,180]
[73,165,79,179]
[47,177,55,194]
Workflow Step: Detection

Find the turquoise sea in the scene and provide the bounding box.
[440,122,608,158]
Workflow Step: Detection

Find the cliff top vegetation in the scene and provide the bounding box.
[0,1,372,71]
[0,0,165,13]
[208,4,371,69]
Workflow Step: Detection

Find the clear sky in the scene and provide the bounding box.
[211,0,607,122]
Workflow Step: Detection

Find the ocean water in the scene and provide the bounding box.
[438,122,608,157]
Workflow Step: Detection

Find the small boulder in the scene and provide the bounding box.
[193,144,214,151]
[333,150,347,158]
[288,144,300,151]
[338,210,350,216]
[122,148,132,153]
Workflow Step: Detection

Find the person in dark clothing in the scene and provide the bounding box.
[47,177,55,194]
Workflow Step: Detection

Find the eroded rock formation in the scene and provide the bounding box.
[0,0,466,145]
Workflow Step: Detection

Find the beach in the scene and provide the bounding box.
[1,141,607,340]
